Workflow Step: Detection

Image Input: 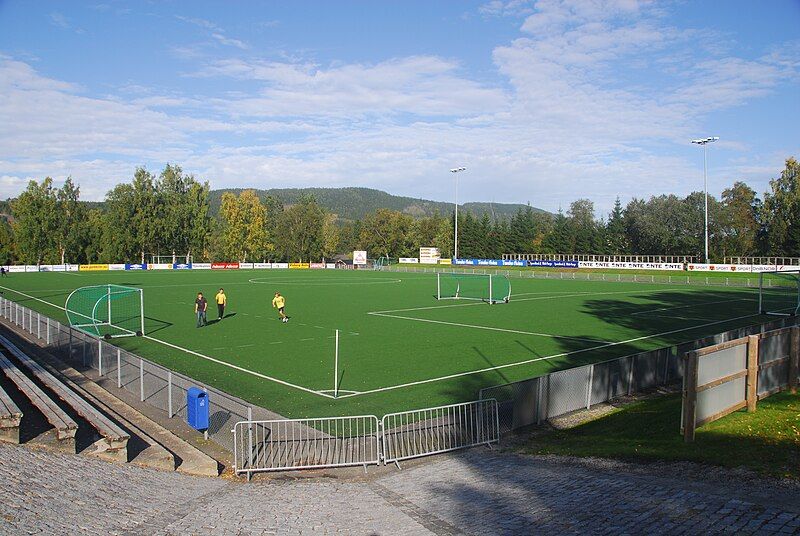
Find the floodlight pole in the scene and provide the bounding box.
[691,137,719,264]
[450,167,466,261]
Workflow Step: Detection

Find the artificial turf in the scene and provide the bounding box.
[0,267,790,418]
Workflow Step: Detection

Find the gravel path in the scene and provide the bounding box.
[1,442,799,535]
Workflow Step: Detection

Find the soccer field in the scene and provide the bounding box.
[0,268,781,418]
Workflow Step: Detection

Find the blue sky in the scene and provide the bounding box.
[1,0,798,214]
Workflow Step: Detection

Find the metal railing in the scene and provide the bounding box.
[381,399,499,466]
[503,253,697,263]
[233,416,380,478]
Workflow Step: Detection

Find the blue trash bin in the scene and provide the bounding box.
[187,387,209,431]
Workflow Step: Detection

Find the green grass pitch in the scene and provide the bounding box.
[0,268,783,418]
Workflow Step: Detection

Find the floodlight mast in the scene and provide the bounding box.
[691,137,719,264]
[450,167,467,261]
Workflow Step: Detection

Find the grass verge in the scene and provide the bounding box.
[521,391,800,479]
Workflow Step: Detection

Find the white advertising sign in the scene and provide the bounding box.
[253,262,272,269]
[150,263,172,270]
[399,257,419,264]
[271,263,289,269]
[239,263,255,269]
[353,250,367,266]
[109,263,126,271]
[193,262,212,270]
[578,261,684,271]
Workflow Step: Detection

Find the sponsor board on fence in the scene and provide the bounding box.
[192,262,211,270]
[8,266,25,273]
[80,264,109,271]
[211,262,240,270]
[579,261,683,271]
[289,262,310,269]
[238,263,254,270]
[399,258,419,264]
[353,250,367,266]
[438,258,452,265]
[173,263,193,270]
[109,263,126,271]
[38,264,67,272]
[149,263,173,270]
[272,263,289,269]
[420,247,441,264]
[325,263,336,269]
[310,262,325,269]
[125,263,148,270]
[688,263,795,273]
[253,262,272,269]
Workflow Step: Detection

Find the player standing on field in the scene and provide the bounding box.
[215,288,227,320]
[272,292,288,323]
[195,292,208,327]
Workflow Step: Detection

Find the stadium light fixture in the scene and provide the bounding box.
[450,167,467,260]
[691,137,719,264]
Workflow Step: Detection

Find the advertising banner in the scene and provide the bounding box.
[193,263,211,270]
[39,264,66,272]
[353,250,367,266]
[173,263,193,270]
[310,263,325,269]
[150,263,173,270]
[66,264,79,271]
[211,262,240,270]
[579,261,682,271]
[325,263,336,269]
[271,263,289,269]
[253,262,272,269]
[399,258,419,264]
[238,263,254,269]
[438,258,452,265]
[80,264,109,271]
[420,247,441,264]
[125,263,148,270]
[108,264,126,271]
[289,262,310,269]
[7,266,25,273]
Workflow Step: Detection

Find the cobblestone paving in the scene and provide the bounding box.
[1,442,799,535]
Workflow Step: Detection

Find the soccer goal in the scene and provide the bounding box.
[758,270,800,317]
[437,272,511,304]
[149,253,192,265]
[65,285,144,339]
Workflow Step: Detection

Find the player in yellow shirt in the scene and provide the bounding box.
[272,292,288,323]
[215,288,227,321]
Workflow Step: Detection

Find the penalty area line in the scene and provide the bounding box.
[336,312,763,399]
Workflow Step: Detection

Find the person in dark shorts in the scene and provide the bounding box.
[215,288,227,320]
[195,292,208,327]
[272,292,288,323]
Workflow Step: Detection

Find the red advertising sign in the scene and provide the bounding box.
[211,262,240,270]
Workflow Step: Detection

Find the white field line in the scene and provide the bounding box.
[336,312,762,399]
[631,297,754,316]
[141,335,334,399]
[368,312,612,344]
[368,289,678,315]
[0,284,333,399]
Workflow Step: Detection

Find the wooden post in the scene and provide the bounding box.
[683,351,699,443]
[789,327,799,395]
[746,335,759,413]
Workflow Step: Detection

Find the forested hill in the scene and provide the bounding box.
[208,187,546,221]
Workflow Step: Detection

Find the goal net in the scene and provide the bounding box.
[65,285,144,338]
[150,254,192,265]
[437,272,511,304]
[758,270,800,317]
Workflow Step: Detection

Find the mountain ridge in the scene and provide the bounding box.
[208,186,547,221]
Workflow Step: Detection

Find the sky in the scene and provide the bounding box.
[0,0,798,215]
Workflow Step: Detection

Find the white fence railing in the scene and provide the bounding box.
[381,399,499,466]
[232,416,381,478]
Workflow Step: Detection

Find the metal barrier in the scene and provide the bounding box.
[233,415,380,478]
[381,399,499,466]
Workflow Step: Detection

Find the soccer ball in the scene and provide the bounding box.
[282,318,288,323]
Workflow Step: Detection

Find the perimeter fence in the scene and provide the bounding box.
[479,316,798,433]
[386,265,778,288]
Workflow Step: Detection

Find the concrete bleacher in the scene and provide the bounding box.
[0,352,78,449]
[0,334,130,462]
[0,382,22,443]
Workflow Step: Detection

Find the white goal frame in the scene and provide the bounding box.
[758,269,800,317]
[149,253,193,265]
[436,272,511,305]
[65,285,145,338]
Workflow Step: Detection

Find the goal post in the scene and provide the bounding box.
[758,270,800,317]
[436,272,511,304]
[66,285,144,338]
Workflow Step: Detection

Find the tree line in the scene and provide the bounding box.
[0,158,797,265]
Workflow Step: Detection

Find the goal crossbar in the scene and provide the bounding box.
[436,272,511,304]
